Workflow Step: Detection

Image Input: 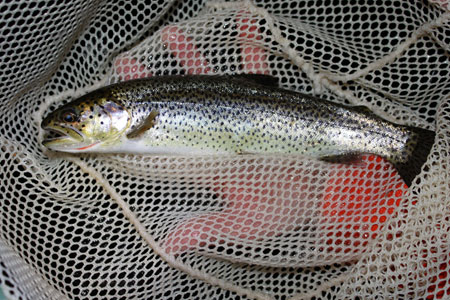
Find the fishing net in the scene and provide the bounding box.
[0,0,449,299]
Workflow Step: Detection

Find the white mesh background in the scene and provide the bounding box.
[1,1,449,299]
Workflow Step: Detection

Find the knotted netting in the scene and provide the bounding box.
[1,0,449,299]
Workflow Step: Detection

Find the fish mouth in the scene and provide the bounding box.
[42,124,90,152]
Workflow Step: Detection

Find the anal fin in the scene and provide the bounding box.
[319,153,363,165]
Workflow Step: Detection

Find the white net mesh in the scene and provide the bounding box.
[1,0,449,299]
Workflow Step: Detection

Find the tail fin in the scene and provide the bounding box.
[393,127,435,187]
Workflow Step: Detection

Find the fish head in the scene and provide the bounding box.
[41,93,130,152]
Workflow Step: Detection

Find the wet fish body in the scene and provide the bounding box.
[41,75,435,186]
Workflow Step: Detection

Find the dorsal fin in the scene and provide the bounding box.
[232,74,279,87]
[350,105,376,116]
[126,110,159,139]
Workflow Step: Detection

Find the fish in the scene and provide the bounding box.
[41,75,435,186]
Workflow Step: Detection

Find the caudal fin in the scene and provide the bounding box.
[393,127,435,187]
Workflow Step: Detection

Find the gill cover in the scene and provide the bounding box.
[82,99,130,143]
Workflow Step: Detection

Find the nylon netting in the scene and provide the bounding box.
[0,1,449,299]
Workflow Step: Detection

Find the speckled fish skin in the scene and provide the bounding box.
[107,75,414,160]
[41,75,435,185]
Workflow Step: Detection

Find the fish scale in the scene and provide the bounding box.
[41,75,435,186]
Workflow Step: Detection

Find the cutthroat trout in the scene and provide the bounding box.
[41,75,435,186]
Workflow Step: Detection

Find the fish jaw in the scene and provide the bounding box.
[42,124,98,153]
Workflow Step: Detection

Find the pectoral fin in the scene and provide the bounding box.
[126,110,159,139]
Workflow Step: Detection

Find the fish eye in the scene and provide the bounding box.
[61,110,77,123]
